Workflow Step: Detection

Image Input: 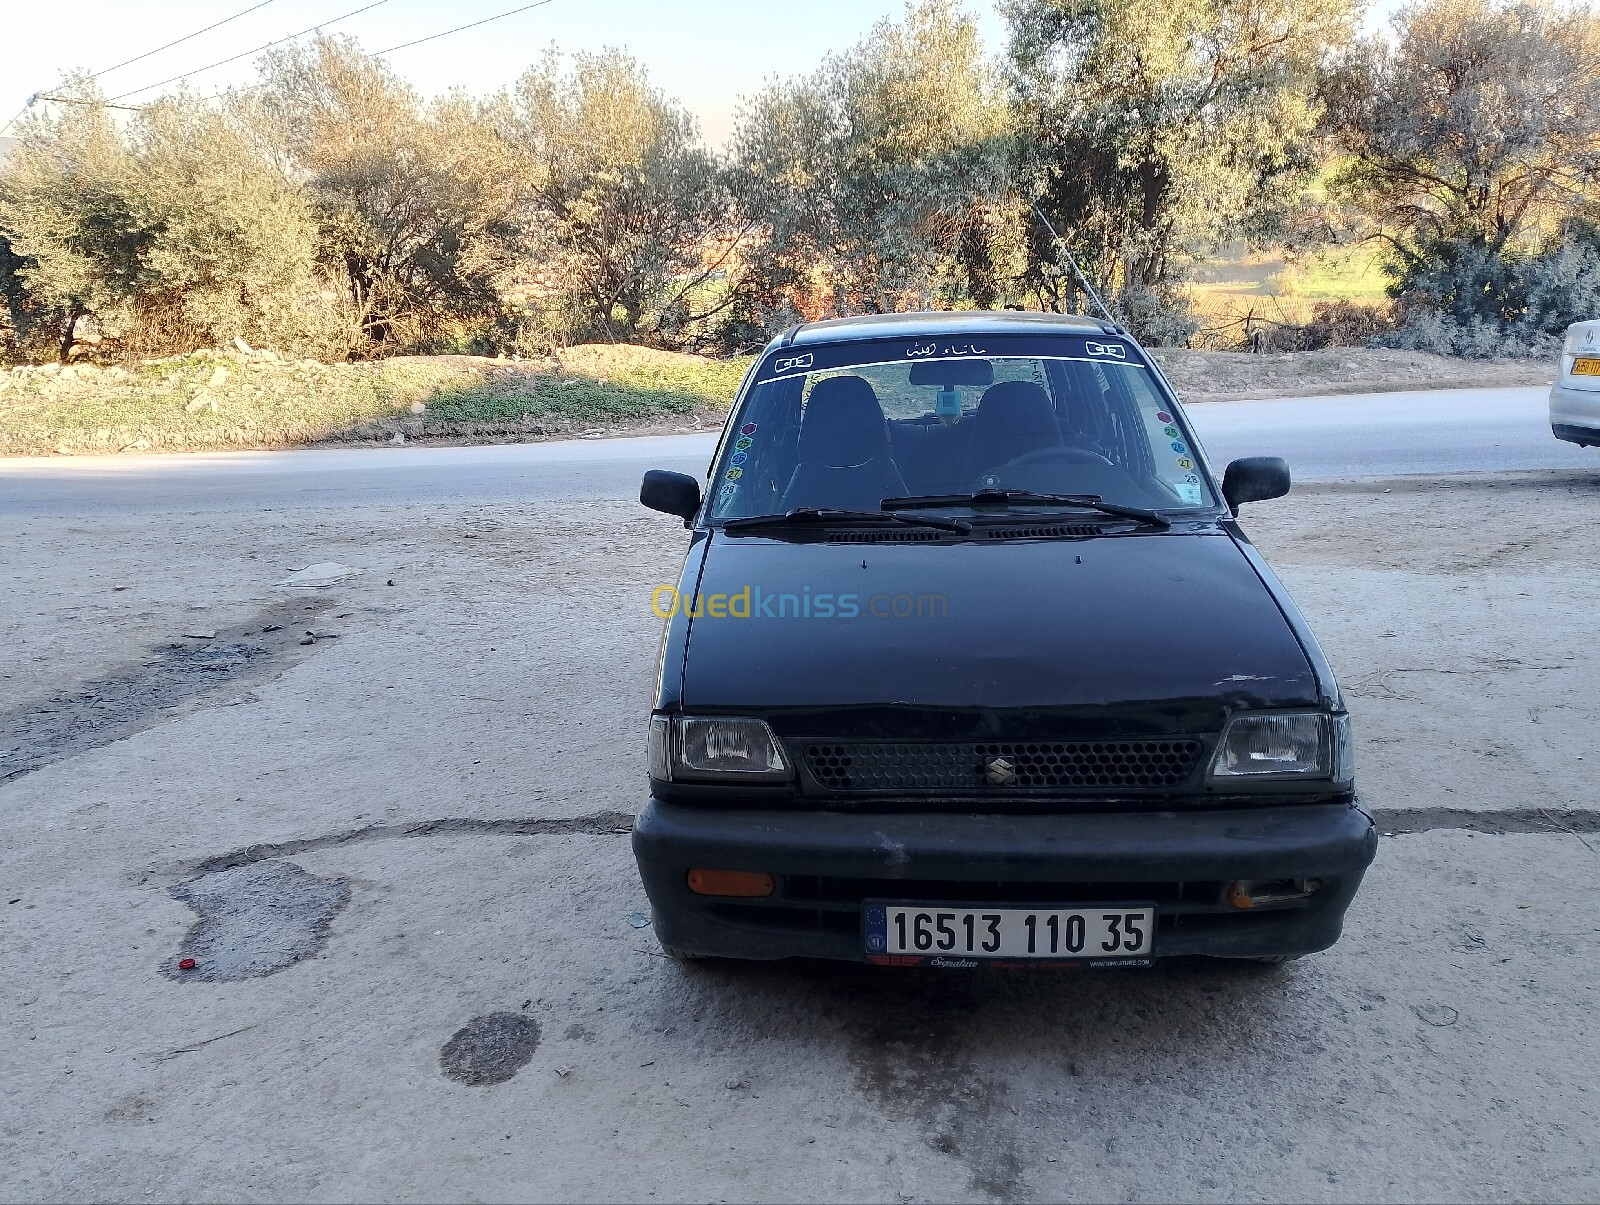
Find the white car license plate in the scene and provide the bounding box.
[864,902,1155,966]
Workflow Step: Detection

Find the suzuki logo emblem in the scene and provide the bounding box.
[985,756,1017,785]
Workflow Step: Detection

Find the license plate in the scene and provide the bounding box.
[1572,357,1600,376]
[864,902,1155,967]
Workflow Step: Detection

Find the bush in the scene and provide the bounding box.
[1378,225,1600,358]
[1302,299,1393,349]
[1113,284,1199,347]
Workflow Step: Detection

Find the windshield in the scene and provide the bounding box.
[708,333,1215,521]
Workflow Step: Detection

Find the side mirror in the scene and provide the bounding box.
[641,469,702,521]
[1221,457,1290,516]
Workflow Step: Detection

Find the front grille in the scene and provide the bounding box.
[802,739,1204,792]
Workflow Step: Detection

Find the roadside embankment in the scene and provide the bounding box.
[1148,346,1553,401]
[0,342,1555,457]
[0,343,748,457]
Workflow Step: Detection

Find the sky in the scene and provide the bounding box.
[0,0,1407,147]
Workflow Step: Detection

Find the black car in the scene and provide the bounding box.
[633,310,1375,968]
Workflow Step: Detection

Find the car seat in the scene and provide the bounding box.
[961,381,1063,485]
[779,376,908,512]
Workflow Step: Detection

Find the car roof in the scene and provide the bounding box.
[775,309,1120,349]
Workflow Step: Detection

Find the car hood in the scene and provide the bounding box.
[678,529,1318,737]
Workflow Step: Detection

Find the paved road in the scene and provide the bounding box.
[2,385,1591,516]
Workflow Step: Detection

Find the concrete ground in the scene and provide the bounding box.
[2,467,1598,1203]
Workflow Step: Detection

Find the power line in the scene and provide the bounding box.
[13,0,563,125]
[108,0,393,101]
[372,0,558,56]
[93,0,284,79]
[34,94,145,111]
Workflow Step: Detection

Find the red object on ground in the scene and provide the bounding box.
[178,958,197,971]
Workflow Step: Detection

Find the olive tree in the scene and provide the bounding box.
[503,49,732,345]
[1327,0,1600,261]
[1323,0,1600,350]
[1006,0,1358,338]
[729,0,1016,332]
[255,36,521,353]
[0,80,326,358]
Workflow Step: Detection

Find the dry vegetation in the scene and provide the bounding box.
[0,344,749,456]
[1148,346,1553,400]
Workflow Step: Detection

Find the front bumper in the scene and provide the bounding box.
[633,799,1377,963]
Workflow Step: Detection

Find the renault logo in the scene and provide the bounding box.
[985,756,1017,785]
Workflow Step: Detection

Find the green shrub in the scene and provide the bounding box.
[1379,226,1600,358]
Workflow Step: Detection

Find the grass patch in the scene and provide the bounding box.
[417,351,750,425]
[0,345,752,456]
[1188,242,1392,336]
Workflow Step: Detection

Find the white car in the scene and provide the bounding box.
[1551,319,1600,447]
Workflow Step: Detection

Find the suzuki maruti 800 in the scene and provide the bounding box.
[633,310,1375,968]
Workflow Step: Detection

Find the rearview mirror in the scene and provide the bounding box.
[641,469,702,521]
[1221,457,1291,515]
[908,359,994,387]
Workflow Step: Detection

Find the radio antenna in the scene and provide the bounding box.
[1029,200,1116,325]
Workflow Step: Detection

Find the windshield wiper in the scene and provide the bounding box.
[722,508,971,535]
[880,489,1171,529]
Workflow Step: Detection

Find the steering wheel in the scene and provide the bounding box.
[971,447,1116,492]
[995,447,1115,469]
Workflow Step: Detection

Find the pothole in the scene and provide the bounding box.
[440,1012,543,1085]
[162,859,350,982]
[0,599,332,783]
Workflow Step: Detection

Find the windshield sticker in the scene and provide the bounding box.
[906,341,987,358]
[1177,457,1193,469]
[741,422,758,435]
[1176,481,1203,505]
[773,354,812,375]
[1156,411,1173,423]
[725,467,743,481]
[1170,441,1187,454]
[1085,341,1126,359]
[1162,425,1180,438]
[735,436,753,451]
[730,452,748,466]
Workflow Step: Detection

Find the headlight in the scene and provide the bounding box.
[1210,712,1353,785]
[647,715,791,783]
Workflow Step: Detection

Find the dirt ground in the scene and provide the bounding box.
[2,470,1597,1202]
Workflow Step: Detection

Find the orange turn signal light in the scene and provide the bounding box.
[686,869,774,898]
